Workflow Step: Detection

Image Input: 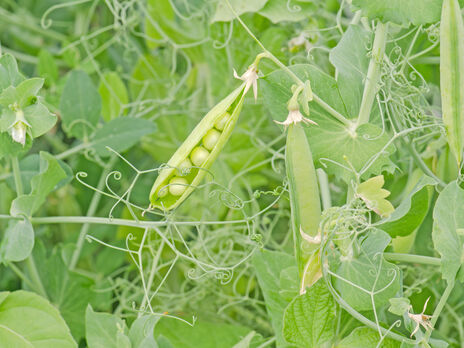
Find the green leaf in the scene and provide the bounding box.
[258,0,316,23]
[0,218,34,262]
[337,327,400,348]
[24,102,57,138]
[351,0,443,25]
[128,315,159,348]
[336,229,401,311]
[212,0,268,22]
[155,319,253,348]
[0,78,44,108]
[37,49,59,86]
[261,65,395,182]
[0,290,77,347]
[440,0,464,165]
[283,279,336,347]
[91,117,157,157]
[356,175,394,218]
[99,72,129,121]
[10,152,67,217]
[85,305,130,348]
[60,70,101,139]
[0,54,24,91]
[252,250,297,347]
[6,154,73,194]
[379,175,437,237]
[432,181,464,282]
[28,242,95,342]
[0,130,32,159]
[388,297,410,316]
[329,25,371,118]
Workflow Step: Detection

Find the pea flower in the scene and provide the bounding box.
[275,108,318,127]
[9,109,30,146]
[234,66,259,101]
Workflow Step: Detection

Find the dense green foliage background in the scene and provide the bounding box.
[0,0,464,347]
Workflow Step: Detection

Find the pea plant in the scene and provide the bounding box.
[0,0,463,347]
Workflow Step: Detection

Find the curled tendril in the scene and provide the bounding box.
[41,0,92,29]
[209,188,245,209]
[286,0,301,12]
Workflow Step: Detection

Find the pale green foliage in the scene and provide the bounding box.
[283,279,336,347]
[0,290,77,348]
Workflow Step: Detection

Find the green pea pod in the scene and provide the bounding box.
[286,122,321,286]
[149,84,246,210]
[440,0,464,166]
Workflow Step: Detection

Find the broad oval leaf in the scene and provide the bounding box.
[337,327,400,348]
[91,117,157,157]
[351,0,443,25]
[0,290,77,348]
[283,279,336,347]
[60,70,101,139]
[258,0,317,23]
[85,305,129,348]
[0,219,34,262]
[252,250,297,347]
[212,0,268,22]
[335,229,402,311]
[432,181,464,282]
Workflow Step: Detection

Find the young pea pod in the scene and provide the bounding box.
[285,116,322,292]
[440,0,464,166]
[149,84,247,210]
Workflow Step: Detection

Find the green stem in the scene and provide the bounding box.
[383,253,441,266]
[55,142,91,160]
[423,279,455,342]
[69,156,116,269]
[26,255,48,299]
[357,21,388,126]
[11,156,23,195]
[11,157,47,298]
[316,168,331,210]
[0,214,248,227]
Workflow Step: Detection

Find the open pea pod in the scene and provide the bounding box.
[149,83,246,210]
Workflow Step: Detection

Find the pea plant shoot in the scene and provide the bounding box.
[1,0,464,347]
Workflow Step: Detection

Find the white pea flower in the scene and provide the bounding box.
[275,108,318,128]
[234,66,259,101]
[9,109,30,146]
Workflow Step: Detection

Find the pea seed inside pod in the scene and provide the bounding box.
[169,177,188,196]
[190,146,209,166]
[202,129,221,150]
[177,158,192,176]
[214,112,231,131]
[157,186,168,198]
